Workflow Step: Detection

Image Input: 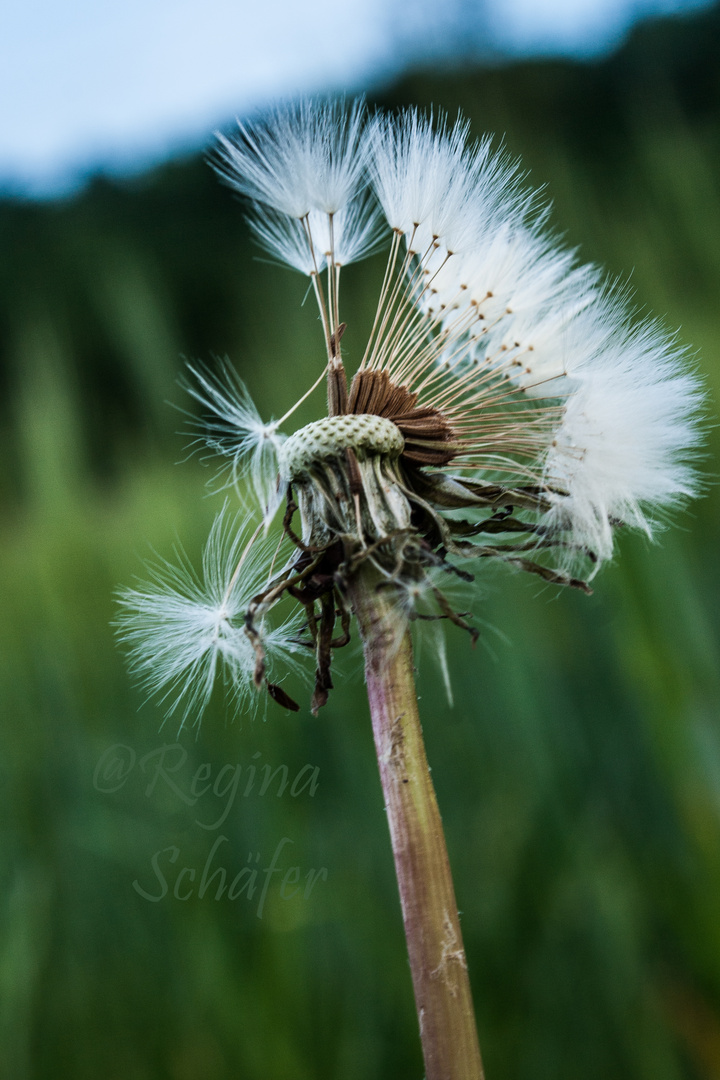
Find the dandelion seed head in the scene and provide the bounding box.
[119,96,704,719]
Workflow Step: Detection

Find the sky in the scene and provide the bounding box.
[0,0,712,197]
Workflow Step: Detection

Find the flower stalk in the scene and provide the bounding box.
[349,566,485,1080]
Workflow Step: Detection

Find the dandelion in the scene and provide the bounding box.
[119,98,703,1080]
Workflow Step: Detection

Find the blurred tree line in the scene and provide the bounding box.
[1,4,720,1080]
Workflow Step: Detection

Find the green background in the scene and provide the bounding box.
[2,6,720,1077]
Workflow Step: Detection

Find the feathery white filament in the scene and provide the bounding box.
[184,362,286,521]
[116,509,300,725]
[371,110,531,259]
[543,310,703,562]
[248,195,384,274]
[215,97,372,218]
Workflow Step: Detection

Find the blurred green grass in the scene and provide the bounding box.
[2,8,720,1078]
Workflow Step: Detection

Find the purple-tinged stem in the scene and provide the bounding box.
[348,568,485,1080]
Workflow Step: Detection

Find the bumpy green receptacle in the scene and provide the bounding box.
[279,414,404,480]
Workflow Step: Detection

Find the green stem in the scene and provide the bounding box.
[348,568,485,1080]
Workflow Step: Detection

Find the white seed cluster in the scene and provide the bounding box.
[279,414,404,480]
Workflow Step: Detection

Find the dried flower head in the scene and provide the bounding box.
[119,98,703,722]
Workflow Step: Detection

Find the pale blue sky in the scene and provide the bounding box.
[0,0,711,197]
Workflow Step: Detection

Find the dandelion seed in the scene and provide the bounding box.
[116,507,300,725]
[182,361,286,522]
[214,97,371,217]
